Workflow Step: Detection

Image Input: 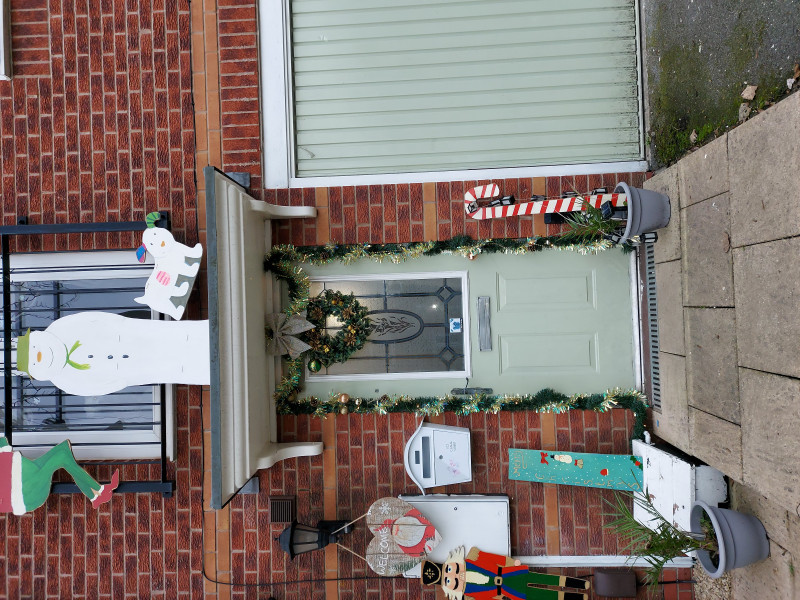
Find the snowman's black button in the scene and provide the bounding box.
[123,355,129,358]
[107,355,113,359]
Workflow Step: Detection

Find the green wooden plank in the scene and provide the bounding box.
[509,448,644,491]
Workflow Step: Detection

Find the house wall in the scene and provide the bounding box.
[0,0,696,599]
[0,0,206,598]
[195,5,693,600]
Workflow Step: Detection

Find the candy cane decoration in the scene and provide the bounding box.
[464,184,628,221]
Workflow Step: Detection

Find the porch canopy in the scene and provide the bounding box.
[204,167,323,509]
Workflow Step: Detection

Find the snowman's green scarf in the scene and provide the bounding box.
[65,341,90,370]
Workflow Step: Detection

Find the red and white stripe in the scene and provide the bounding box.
[463,186,627,221]
[156,271,171,286]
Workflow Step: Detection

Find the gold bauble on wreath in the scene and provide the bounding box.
[308,359,322,373]
[339,406,349,415]
[338,393,350,404]
[354,398,362,406]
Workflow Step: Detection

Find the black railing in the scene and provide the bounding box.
[0,215,174,497]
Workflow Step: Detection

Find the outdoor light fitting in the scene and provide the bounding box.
[277,520,352,559]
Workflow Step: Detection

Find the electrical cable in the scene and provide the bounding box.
[198,393,387,593]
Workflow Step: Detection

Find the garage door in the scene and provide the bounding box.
[290,0,642,177]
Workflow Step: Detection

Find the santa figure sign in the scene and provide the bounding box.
[365,497,442,576]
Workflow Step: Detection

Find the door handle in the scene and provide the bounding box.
[477,296,492,351]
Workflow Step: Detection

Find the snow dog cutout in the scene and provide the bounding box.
[135,212,203,320]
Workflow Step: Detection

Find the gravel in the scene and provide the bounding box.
[692,564,732,600]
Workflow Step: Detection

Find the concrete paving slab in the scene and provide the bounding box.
[655,260,685,355]
[740,368,800,514]
[677,134,729,207]
[731,540,794,600]
[733,238,800,377]
[681,194,734,307]
[685,308,740,423]
[644,166,681,263]
[653,352,690,452]
[688,408,742,482]
[729,92,800,248]
[730,482,792,554]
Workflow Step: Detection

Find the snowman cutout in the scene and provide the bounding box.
[16,312,210,396]
[134,212,203,320]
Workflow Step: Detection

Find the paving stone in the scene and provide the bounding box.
[733,238,800,377]
[688,408,742,482]
[729,92,800,247]
[678,134,729,207]
[731,540,794,600]
[655,260,685,355]
[730,482,792,553]
[684,308,740,423]
[653,352,690,452]
[740,368,800,515]
[645,166,681,263]
[681,194,734,307]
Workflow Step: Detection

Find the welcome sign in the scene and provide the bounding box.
[365,497,442,576]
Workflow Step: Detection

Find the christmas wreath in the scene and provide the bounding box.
[301,289,372,370]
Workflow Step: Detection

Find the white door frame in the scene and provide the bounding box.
[258,0,647,189]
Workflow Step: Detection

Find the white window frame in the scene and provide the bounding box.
[258,0,647,189]
[3,250,175,461]
[306,271,471,381]
[0,0,10,81]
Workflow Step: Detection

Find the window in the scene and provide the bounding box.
[307,272,470,381]
[1,251,174,460]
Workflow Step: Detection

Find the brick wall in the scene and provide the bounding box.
[0,0,202,598]
[219,408,696,600]
[0,0,690,599]
[0,0,197,252]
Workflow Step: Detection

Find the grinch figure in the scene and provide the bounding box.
[0,437,118,515]
[422,546,590,600]
[15,312,209,396]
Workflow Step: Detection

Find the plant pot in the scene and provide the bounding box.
[614,182,671,243]
[690,500,770,578]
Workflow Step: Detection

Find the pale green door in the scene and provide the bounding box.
[302,249,635,399]
[467,250,635,394]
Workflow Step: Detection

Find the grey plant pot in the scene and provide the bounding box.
[614,182,672,243]
[690,500,770,578]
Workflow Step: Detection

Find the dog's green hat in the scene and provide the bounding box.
[16,329,31,375]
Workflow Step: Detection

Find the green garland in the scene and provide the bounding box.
[265,234,629,276]
[277,387,649,441]
[303,289,372,368]
[265,235,648,440]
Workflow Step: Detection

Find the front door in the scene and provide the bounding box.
[302,249,636,399]
[468,249,635,395]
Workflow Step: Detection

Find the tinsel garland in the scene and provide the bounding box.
[276,387,649,441]
[265,233,630,275]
